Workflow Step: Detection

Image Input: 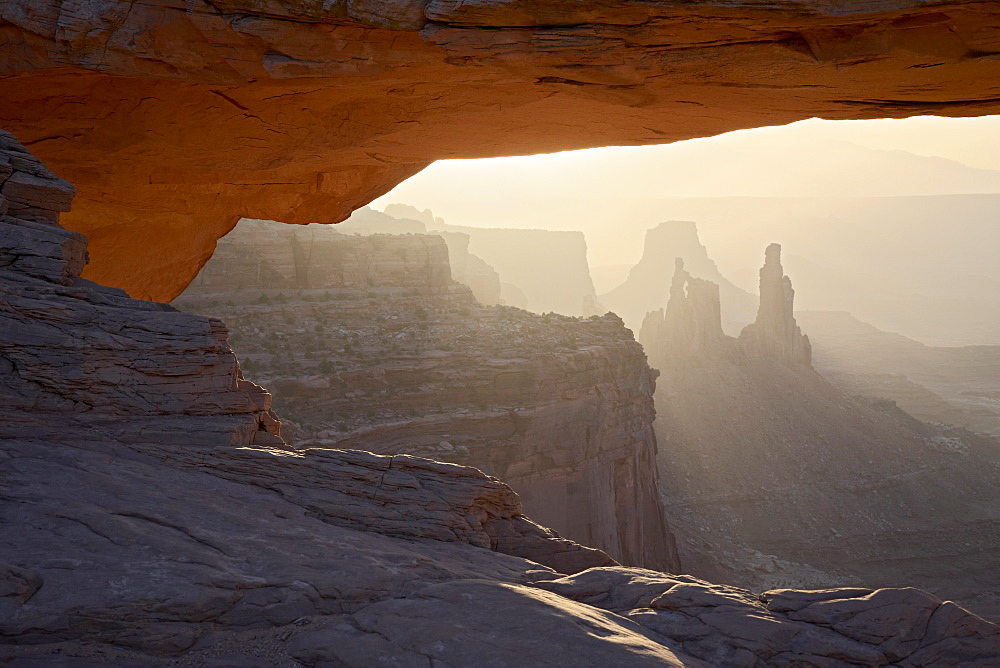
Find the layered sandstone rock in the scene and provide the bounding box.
[0,130,283,448]
[186,218,459,296]
[8,1,997,299]
[318,206,506,304]
[178,225,679,571]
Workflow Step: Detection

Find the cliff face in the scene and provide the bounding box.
[436,231,503,306]
[426,218,600,317]
[640,242,1000,621]
[377,204,602,317]
[314,207,505,305]
[187,218,456,295]
[0,131,283,449]
[178,227,679,571]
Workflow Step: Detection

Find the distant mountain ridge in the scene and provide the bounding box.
[799,310,1000,437]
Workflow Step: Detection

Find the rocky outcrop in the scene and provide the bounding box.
[178,227,680,571]
[4,2,1000,300]
[538,568,1000,667]
[0,130,284,449]
[640,242,811,368]
[740,243,813,367]
[603,221,758,332]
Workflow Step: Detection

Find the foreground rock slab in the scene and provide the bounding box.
[0,437,610,653]
[540,568,1000,667]
[4,434,998,665]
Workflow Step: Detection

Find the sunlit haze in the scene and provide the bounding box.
[368,115,1000,345]
[371,115,1000,269]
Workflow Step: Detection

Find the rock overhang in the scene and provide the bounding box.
[2,0,999,299]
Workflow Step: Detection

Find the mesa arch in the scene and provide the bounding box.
[2,0,1000,300]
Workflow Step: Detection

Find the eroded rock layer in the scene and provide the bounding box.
[187,218,459,296]
[0,130,283,448]
[178,220,679,572]
[4,1,1000,298]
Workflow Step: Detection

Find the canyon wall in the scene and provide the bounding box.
[436,231,503,306]
[434,224,599,317]
[378,203,606,318]
[640,245,1000,621]
[186,218,457,296]
[178,223,679,571]
[328,206,505,305]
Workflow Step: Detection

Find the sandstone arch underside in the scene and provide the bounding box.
[2,0,999,300]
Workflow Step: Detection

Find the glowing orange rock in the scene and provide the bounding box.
[2,1,999,299]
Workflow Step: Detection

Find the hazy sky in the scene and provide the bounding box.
[369,115,1000,269]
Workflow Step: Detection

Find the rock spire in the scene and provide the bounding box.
[638,257,727,363]
[739,243,812,367]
